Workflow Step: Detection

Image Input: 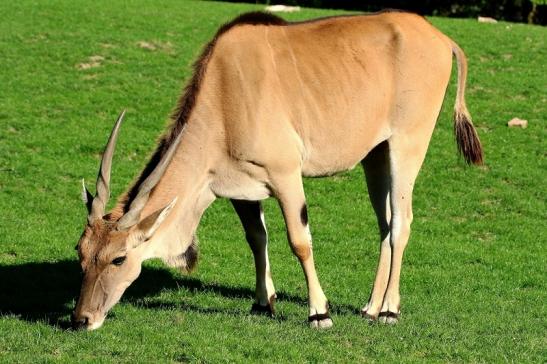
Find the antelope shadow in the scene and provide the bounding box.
[0,259,359,328]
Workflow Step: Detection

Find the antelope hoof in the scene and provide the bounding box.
[250,302,274,317]
[360,310,378,323]
[378,311,400,324]
[308,313,333,329]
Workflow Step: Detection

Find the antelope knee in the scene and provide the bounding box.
[290,240,311,261]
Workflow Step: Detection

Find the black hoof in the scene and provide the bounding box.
[308,313,333,329]
[378,311,400,324]
[250,303,274,317]
[361,311,377,323]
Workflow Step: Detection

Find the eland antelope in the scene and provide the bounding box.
[72,10,483,330]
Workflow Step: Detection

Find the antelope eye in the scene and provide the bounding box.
[112,256,126,266]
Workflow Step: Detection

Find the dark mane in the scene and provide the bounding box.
[120,12,287,211]
[287,9,419,26]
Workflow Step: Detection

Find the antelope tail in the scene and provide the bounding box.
[451,41,484,165]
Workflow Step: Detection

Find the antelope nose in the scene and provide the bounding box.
[71,312,90,330]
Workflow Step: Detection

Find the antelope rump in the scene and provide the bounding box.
[72,10,483,330]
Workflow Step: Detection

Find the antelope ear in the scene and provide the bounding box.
[137,197,178,241]
[81,179,93,214]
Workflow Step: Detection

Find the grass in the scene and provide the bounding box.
[0,0,546,362]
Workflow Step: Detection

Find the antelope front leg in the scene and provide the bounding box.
[231,199,276,315]
[272,174,332,329]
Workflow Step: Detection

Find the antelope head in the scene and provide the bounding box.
[72,111,181,330]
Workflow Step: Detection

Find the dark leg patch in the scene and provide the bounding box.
[308,302,330,323]
[378,311,400,320]
[307,312,330,322]
[300,204,308,225]
[361,311,378,322]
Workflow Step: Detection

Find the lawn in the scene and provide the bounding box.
[0,0,546,362]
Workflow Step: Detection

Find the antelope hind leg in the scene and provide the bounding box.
[360,141,392,322]
[377,133,431,324]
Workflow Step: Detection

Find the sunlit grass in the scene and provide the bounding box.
[0,0,545,362]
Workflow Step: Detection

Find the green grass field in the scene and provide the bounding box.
[1,0,546,362]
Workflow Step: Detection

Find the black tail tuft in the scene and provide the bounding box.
[454,111,484,165]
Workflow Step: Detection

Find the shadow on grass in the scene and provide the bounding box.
[0,260,359,328]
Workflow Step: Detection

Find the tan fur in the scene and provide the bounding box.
[73,11,482,330]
